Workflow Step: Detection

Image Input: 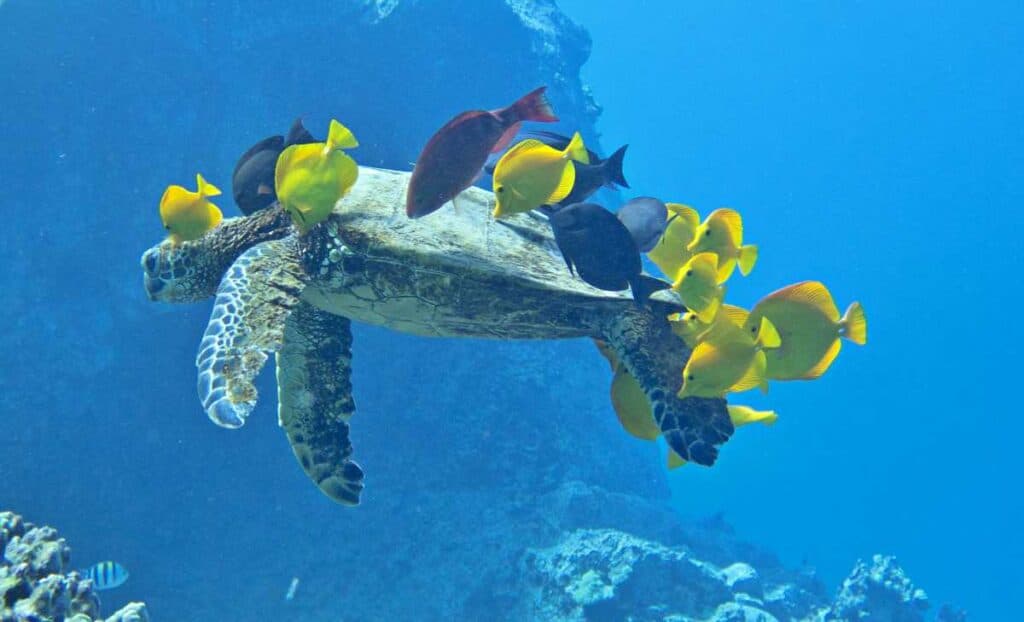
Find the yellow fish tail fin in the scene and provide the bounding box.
[207,203,223,228]
[667,449,687,470]
[840,301,868,345]
[727,405,778,427]
[757,317,782,349]
[196,173,222,198]
[738,244,758,276]
[563,131,590,164]
[326,119,359,151]
[546,161,577,204]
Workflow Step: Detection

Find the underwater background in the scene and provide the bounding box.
[0,1,1019,620]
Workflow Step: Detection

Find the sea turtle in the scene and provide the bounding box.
[140,167,733,505]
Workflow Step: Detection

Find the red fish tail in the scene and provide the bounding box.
[508,86,558,123]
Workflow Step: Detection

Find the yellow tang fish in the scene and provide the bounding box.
[671,252,725,323]
[744,281,867,380]
[669,304,749,348]
[159,173,223,244]
[491,132,589,218]
[667,405,777,468]
[647,203,700,281]
[275,119,359,233]
[678,316,782,399]
[593,340,661,441]
[687,208,758,283]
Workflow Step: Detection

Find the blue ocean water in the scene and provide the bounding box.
[561,0,1024,618]
[0,1,1018,621]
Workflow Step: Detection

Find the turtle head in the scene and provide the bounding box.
[141,205,293,303]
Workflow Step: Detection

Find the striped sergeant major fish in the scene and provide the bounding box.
[82,561,129,590]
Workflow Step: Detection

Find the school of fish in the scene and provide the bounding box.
[153,85,867,473]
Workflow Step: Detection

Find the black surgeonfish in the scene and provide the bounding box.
[548,202,669,306]
[617,196,669,252]
[231,118,318,216]
[485,131,629,205]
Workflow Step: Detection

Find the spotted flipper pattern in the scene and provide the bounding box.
[196,237,306,428]
[276,302,363,505]
[601,308,734,464]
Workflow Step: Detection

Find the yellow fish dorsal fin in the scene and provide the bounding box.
[562,131,590,164]
[159,184,187,212]
[503,138,549,160]
[840,301,868,345]
[727,404,779,427]
[720,304,749,327]
[728,353,767,394]
[798,338,842,380]
[667,449,687,469]
[712,208,744,246]
[195,173,221,198]
[545,161,577,204]
[757,317,782,349]
[275,145,299,194]
[666,203,701,229]
[691,252,720,275]
[777,281,840,321]
[326,119,359,152]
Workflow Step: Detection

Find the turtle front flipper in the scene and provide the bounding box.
[277,302,364,506]
[601,308,734,465]
[196,237,305,428]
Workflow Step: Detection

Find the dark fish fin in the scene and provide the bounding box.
[602,145,629,188]
[484,162,497,176]
[234,135,284,174]
[285,117,317,146]
[537,204,557,217]
[629,274,671,308]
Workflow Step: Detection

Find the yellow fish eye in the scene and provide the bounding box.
[705,229,712,237]
[688,374,696,381]
[686,270,694,277]
[496,186,505,193]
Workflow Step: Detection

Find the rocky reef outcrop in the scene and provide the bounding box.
[1,512,147,622]
[519,529,958,622]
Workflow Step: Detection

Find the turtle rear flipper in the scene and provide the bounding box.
[196,237,306,428]
[601,308,734,464]
[277,302,364,506]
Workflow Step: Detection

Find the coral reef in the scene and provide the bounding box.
[1,512,147,622]
[519,528,960,622]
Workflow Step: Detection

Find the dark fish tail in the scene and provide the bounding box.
[602,145,630,188]
[629,274,671,308]
[509,86,558,123]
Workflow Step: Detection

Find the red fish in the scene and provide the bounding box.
[406,86,558,219]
